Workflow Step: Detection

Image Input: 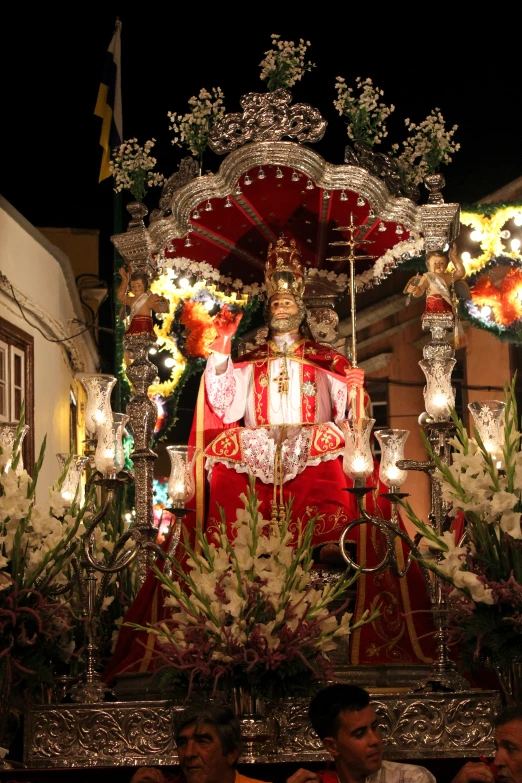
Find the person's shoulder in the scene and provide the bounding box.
[236,343,269,362]
[381,759,436,782]
[302,339,347,358]
[313,771,338,783]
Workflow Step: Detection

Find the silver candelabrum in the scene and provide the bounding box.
[340,308,469,692]
[111,202,161,587]
[44,467,190,704]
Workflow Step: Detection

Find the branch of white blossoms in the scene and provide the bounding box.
[391,108,460,186]
[168,87,225,162]
[110,138,165,202]
[259,34,315,92]
[334,76,395,147]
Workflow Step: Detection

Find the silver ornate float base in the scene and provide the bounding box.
[24,689,501,768]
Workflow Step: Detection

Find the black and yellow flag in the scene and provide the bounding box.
[94,19,123,183]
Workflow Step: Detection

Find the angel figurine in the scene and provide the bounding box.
[117,267,168,336]
[404,243,467,317]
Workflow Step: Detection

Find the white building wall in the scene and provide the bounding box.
[0,197,99,496]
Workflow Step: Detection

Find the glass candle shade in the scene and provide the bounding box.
[94,415,128,477]
[167,445,196,508]
[374,429,409,489]
[468,400,506,459]
[0,422,29,475]
[419,358,456,421]
[77,374,117,437]
[56,453,90,507]
[341,418,375,482]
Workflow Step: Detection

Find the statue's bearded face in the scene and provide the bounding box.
[268,294,304,334]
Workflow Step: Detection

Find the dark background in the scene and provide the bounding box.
[2,13,521,443]
[3,13,521,234]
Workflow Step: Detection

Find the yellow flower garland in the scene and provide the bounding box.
[148,277,248,398]
[460,206,522,274]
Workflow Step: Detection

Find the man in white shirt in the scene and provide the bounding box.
[287,683,435,783]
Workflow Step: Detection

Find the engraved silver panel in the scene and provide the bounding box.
[25,702,177,768]
[420,202,461,254]
[24,691,500,768]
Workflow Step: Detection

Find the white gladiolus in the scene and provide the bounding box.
[137,480,376,694]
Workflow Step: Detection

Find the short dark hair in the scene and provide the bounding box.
[494,704,522,728]
[130,271,150,289]
[309,684,371,739]
[426,250,449,267]
[175,704,241,756]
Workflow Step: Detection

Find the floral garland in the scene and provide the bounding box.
[158,251,267,296]
[460,205,522,273]
[357,235,425,288]
[306,267,349,288]
[148,257,250,400]
[459,257,522,343]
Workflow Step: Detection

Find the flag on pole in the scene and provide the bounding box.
[94,18,123,183]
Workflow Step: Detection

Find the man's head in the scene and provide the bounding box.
[309,684,383,780]
[494,705,522,782]
[426,250,449,275]
[130,271,149,297]
[265,292,306,335]
[175,704,241,783]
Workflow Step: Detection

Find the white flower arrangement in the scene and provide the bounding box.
[168,87,225,162]
[0,450,88,593]
[401,378,522,672]
[334,76,395,147]
[0,425,135,698]
[306,268,349,289]
[0,435,88,693]
[110,138,165,202]
[259,34,315,92]
[128,479,377,695]
[391,108,460,186]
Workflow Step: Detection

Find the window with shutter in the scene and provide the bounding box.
[0,318,34,470]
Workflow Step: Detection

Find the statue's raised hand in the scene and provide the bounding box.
[208,305,243,355]
[345,367,365,388]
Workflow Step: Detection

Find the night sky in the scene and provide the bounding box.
[3,11,521,243]
[2,12,520,438]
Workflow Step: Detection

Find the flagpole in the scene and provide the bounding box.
[95,18,124,409]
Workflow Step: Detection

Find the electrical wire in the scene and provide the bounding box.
[8,282,98,343]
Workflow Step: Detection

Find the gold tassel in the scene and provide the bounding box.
[271,429,286,524]
[451,272,460,349]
